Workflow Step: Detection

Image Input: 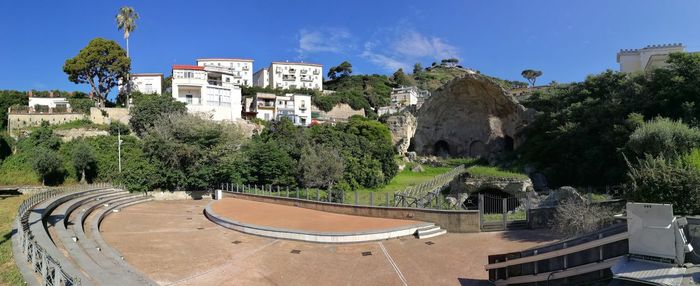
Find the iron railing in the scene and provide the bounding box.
[15,183,114,286]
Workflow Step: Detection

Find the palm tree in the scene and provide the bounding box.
[116,6,138,107]
[116,6,139,58]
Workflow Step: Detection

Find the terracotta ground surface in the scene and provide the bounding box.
[211,197,422,232]
[100,200,560,286]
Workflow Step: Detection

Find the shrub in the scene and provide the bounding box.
[626,154,700,215]
[626,117,700,158]
[129,93,186,136]
[108,121,131,136]
[32,148,65,185]
[552,199,617,237]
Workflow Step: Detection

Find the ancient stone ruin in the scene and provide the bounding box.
[408,74,534,160]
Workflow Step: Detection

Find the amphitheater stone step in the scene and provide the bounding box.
[416,225,447,239]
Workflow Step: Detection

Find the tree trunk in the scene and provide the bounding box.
[81,169,86,184]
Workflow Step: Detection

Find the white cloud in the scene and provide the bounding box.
[361,25,459,72]
[297,28,352,57]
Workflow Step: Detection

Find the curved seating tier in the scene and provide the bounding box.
[13,185,156,286]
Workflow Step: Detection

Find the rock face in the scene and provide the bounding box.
[385,112,417,155]
[412,74,534,160]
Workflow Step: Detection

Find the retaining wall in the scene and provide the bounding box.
[224,192,480,233]
[150,190,212,200]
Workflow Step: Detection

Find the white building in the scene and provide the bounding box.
[171,65,242,122]
[196,58,254,87]
[377,86,430,116]
[617,43,685,73]
[268,62,323,91]
[28,95,70,112]
[253,68,269,88]
[253,93,276,121]
[129,73,163,94]
[250,93,311,126]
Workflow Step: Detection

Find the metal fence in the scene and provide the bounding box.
[15,182,113,286]
[218,165,465,211]
[393,165,465,209]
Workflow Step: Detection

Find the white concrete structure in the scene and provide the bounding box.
[28,96,70,110]
[617,43,685,73]
[253,68,269,88]
[253,93,276,121]
[276,94,311,126]
[129,73,163,94]
[251,93,311,125]
[268,62,323,90]
[196,58,254,87]
[377,86,430,116]
[171,65,242,121]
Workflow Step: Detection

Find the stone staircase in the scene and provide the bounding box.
[416,224,447,239]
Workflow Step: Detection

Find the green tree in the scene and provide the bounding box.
[327,61,353,80]
[392,68,413,87]
[626,117,700,158]
[441,58,459,67]
[72,141,97,183]
[129,93,186,135]
[627,154,700,215]
[32,148,64,185]
[27,122,61,150]
[63,38,131,106]
[413,63,423,75]
[109,121,131,136]
[521,69,543,87]
[298,145,345,189]
[0,90,28,128]
[243,140,296,186]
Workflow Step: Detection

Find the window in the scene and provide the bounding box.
[300,118,306,125]
[264,113,270,120]
[185,94,193,104]
[226,78,230,82]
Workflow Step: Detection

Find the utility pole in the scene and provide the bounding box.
[118,125,123,173]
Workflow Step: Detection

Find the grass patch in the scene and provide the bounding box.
[0,195,25,285]
[347,165,454,205]
[26,119,107,132]
[482,209,527,222]
[466,166,528,179]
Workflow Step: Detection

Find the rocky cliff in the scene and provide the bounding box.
[411,74,534,161]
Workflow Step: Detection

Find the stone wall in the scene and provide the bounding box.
[312,103,365,121]
[89,107,130,125]
[224,192,481,233]
[7,113,86,134]
[412,74,534,161]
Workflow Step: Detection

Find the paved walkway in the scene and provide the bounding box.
[211,198,421,232]
[100,200,560,286]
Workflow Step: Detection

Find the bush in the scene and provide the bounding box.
[129,93,186,136]
[552,199,617,237]
[626,117,700,158]
[626,154,700,215]
[32,148,65,185]
[108,121,131,136]
[68,97,95,114]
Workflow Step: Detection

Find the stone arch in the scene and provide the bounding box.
[434,140,450,157]
[469,141,486,158]
[503,135,514,152]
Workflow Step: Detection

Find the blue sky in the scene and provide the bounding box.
[1,0,700,94]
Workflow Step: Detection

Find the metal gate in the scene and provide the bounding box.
[479,192,530,231]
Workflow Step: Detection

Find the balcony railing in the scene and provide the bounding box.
[208,80,223,86]
[257,102,275,108]
[282,75,296,81]
[313,70,320,75]
[300,76,313,82]
[242,66,249,71]
[300,69,308,74]
[289,68,296,73]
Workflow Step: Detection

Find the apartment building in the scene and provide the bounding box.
[253,68,269,88]
[377,86,430,116]
[249,93,311,125]
[268,62,323,90]
[617,43,685,73]
[171,64,242,121]
[129,73,163,94]
[196,58,254,87]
